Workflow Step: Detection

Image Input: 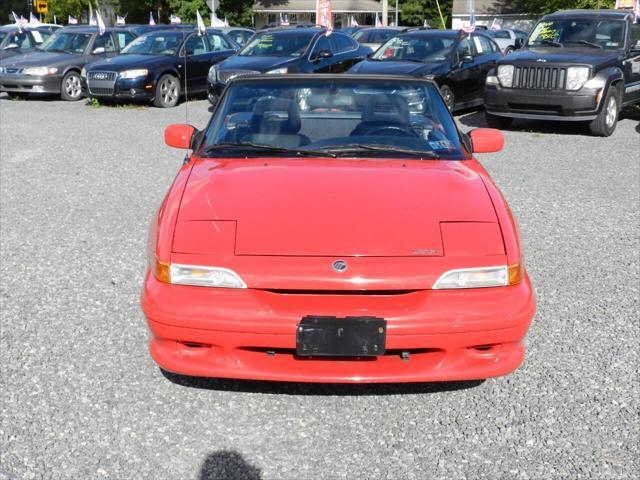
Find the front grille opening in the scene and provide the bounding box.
[264,289,419,296]
[470,344,499,352]
[178,341,211,349]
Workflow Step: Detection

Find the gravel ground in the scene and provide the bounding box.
[1,95,638,480]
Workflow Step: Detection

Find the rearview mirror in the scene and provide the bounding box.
[165,124,195,150]
[469,128,504,154]
[92,47,105,54]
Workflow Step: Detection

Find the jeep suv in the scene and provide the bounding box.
[484,9,640,136]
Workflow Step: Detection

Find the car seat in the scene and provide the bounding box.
[241,97,310,148]
[350,94,411,137]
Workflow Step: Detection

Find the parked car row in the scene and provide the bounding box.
[2,9,639,136]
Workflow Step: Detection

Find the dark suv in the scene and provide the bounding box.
[484,9,640,136]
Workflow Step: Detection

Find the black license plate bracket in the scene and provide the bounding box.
[296,316,386,357]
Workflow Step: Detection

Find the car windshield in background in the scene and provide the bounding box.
[528,19,627,49]
[204,79,466,159]
[121,32,184,55]
[0,32,7,44]
[39,32,92,53]
[239,32,314,57]
[372,35,455,62]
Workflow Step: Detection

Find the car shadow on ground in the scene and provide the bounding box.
[199,450,261,480]
[457,106,640,135]
[161,369,484,396]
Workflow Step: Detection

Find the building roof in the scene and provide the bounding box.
[452,0,527,16]
[254,0,392,13]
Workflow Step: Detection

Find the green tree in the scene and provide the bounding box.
[399,0,453,28]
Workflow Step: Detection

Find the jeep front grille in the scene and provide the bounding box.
[512,66,567,90]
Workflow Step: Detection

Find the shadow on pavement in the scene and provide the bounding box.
[161,369,484,395]
[199,450,261,480]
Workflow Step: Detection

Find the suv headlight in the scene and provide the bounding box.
[23,67,58,76]
[497,65,514,87]
[433,264,522,289]
[565,66,589,90]
[119,69,148,79]
[208,65,217,83]
[266,67,288,74]
[169,264,247,288]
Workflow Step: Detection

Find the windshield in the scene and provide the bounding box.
[372,35,455,62]
[528,19,626,49]
[239,32,314,57]
[39,31,92,53]
[203,79,466,159]
[121,32,184,55]
[0,32,7,45]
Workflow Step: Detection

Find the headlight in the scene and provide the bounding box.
[433,264,522,289]
[208,65,217,83]
[266,67,288,74]
[497,65,514,87]
[169,264,247,288]
[23,67,58,76]
[81,67,86,78]
[119,69,148,79]
[565,66,589,91]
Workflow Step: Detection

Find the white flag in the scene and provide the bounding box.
[89,14,97,26]
[68,15,78,25]
[149,12,156,25]
[210,13,225,28]
[96,10,106,35]
[224,17,230,27]
[196,10,206,35]
[116,15,126,25]
[170,14,181,24]
[375,12,382,27]
[12,11,22,32]
[29,12,40,25]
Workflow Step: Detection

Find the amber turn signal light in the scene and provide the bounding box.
[508,263,523,285]
[152,255,170,283]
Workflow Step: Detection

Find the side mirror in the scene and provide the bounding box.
[4,43,19,50]
[469,128,504,153]
[92,47,105,54]
[165,124,195,150]
[514,38,524,49]
[461,54,474,64]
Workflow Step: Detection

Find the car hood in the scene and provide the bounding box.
[0,48,34,61]
[503,47,622,67]
[349,60,445,76]
[177,158,500,257]
[87,54,173,71]
[0,51,83,68]
[219,55,299,72]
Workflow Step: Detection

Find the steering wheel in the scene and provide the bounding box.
[364,125,419,138]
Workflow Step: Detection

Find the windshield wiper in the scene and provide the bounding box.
[317,144,440,159]
[563,40,603,49]
[538,39,563,47]
[201,142,337,158]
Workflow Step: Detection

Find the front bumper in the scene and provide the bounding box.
[0,74,61,94]
[484,84,601,121]
[141,272,536,383]
[86,75,154,100]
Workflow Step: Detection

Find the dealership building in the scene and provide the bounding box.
[451,0,537,31]
[252,0,395,29]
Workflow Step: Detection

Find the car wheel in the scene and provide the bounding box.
[440,84,454,111]
[485,112,513,130]
[589,85,619,137]
[505,46,515,54]
[154,74,180,108]
[60,71,83,101]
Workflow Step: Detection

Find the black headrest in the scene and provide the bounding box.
[251,97,301,134]
[361,94,410,125]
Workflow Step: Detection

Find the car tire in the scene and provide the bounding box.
[60,71,83,101]
[440,84,455,111]
[154,74,180,108]
[589,85,619,137]
[485,112,513,130]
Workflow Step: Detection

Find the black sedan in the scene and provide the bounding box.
[84,28,238,108]
[207,27,370,104]
[349,29,502,111]
[0,24,61,60]
[0,25,138,100]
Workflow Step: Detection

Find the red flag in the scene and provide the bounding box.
[316,0,333,33]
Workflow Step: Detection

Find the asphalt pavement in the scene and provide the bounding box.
[1,95,638,480]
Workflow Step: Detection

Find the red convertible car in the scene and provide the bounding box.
[141,75,535,383]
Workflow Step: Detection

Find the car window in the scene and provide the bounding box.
[209,33,232,51]
[184,35,208,55]
[116,32,136,50]
[456,37,473,60]
[373,35,455,62]
[240,32,314,57]
[353,30,370,43]
[332,34,355,53]
[121,32,182,55]
[40,32,92,53]
[529,19,626,50]
[8,31,32,48]
[632,25,640,49]
[313,35,332,54]
[493,30,511,39]
[93,33,116,53]
[229,30,252,46]
[476,35,495,54]
[371,30,397,44]
[0,32,7,45]
[516,31,529,41]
